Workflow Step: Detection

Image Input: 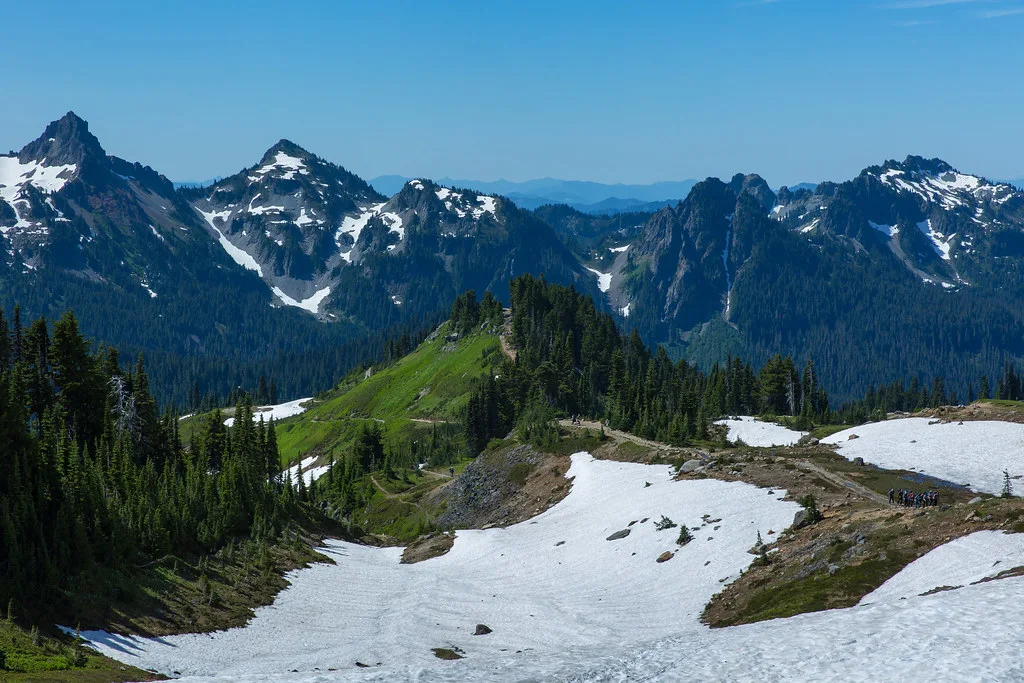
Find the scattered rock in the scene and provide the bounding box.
[852,457,865,466]
[964,512,978,523]
[808,437,820,446]
[555,540,565,546]
[828,563,841,576]
[474,624,492,635]
[968,496,983,505]
[847,434,859,441]
[628,520,638,526]
[606,529,631,541]
[656,551,674,563]
[680,459,703,473]
[792,509,809,528]
[432,648,464,660]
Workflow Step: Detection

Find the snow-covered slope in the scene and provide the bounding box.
[76,452,799,679]
[0,156,77,235]
[717,416,807,447]
[861,530,1024,605]
[823,418,1024,495]
[191,141,384,314]
[76,496,1024,681]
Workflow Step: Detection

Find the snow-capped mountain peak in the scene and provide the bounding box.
[872,156,1017,212]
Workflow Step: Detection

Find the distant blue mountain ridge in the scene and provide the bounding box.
[369,175,821,214]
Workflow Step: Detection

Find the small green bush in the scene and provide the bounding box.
[655,515,677,531]
[509,462,534,485]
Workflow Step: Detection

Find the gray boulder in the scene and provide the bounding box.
[606,529,631,541]
[680,459,703,473]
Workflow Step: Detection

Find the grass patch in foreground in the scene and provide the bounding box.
[0,620,164,681]
[809,424,851,440]
[717,553,910,626]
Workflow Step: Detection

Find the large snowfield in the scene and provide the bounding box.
[823,418,1024,496]
[76,450,1024,682]
[716,416,807,447]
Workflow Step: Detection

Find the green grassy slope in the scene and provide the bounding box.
[273,324,502,465]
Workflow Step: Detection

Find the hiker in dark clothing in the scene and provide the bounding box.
[889,488,895,504]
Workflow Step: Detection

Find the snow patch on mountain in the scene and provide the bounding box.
[610,244,630,253]
[381,212,404,241]
[271,286,332,314]
[0,156,77,232]
[876,165,1017,213]
[916,218,953,260]
[283,454,330,487]
[585,267,612,292]
[197,207,264,276]
[336,202,386,258]
[474,195,497,218]
[868,220,898,237]
[251,152,308,181]
[223,397,312,428]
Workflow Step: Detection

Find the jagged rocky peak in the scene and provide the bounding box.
[18,111,105,167]
[395,178,501,222]
[727,173,776,213]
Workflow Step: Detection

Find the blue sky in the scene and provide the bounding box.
[2,0,1022,187]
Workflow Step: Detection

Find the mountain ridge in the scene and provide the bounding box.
[6,112,1024,405]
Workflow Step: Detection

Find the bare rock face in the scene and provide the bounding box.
[680,459,703,473]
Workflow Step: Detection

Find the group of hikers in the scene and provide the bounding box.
[570,414,584,426]
[888,488,940,507]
